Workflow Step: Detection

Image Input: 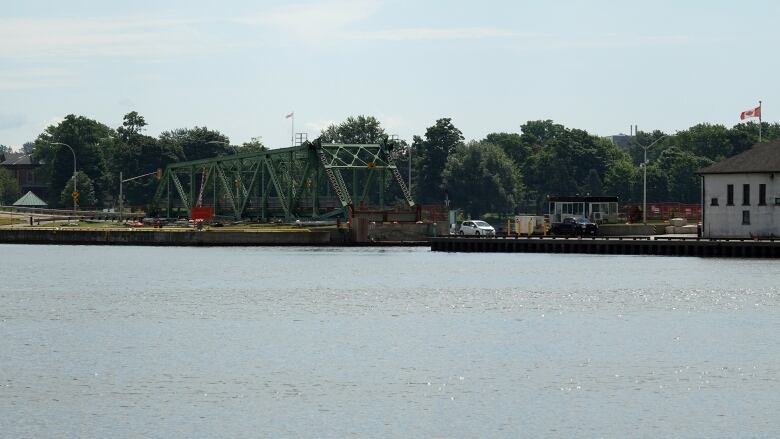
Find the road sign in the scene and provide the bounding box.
[71,191,79,200]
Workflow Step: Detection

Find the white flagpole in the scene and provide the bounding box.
[758,100,762,143]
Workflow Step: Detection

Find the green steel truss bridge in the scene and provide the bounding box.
[151,139,414,220]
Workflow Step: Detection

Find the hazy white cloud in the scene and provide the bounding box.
[235,0,523,45]
[0,0,692,63]
[305,120,336,134]
[40,116,66,132]
[0,17,215,60]
[0,113,28,130]
[0,67,76,90]
[238,1,690,50]
[118,98,137,108]
[237,0,381,40]
[364,27,524,42]
[378,114,404,133]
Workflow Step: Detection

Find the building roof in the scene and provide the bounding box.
[0,153,37,166]
[698,141,780,174]
[609,134,634,150]
[12,191,47,207]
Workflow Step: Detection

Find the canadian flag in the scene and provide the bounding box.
[740,105,761,120]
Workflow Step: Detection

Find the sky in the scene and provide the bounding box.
[1,0,778,150]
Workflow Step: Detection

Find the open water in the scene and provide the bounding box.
[1,245,779,438]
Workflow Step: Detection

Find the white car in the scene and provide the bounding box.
[456,220,495,236]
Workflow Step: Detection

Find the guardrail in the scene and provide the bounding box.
[1,205,144,219]
[440,234,778,242]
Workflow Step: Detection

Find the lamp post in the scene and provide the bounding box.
[640,135,668,224]
[408,144,412,191]
[50,142,77,212]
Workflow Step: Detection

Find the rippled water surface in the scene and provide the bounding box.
[1,245,779,438]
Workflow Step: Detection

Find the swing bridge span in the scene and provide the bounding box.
[151,139,415,221]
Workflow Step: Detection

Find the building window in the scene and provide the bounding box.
[710,197,719,206]
[742,184,750,206]
[742,210,750,225]
[727,184,734,205]
[759,184,766,205]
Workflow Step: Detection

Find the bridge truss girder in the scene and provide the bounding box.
[152,139,415,220]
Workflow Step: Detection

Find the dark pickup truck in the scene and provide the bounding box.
[550,217,598,236]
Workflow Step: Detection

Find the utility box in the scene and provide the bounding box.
[514,215,545,235]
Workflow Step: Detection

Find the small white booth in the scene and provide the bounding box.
[549,196,618,224]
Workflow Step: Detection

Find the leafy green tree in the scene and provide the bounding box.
[320,116,386,144]
[603,158,639,203]
[582,168,603,196]
[626,130,670,165]
[483,132,530,169]
[642,164,670,203]
[22,142,36,154]
[0,145,11,156]
[60,171,97,208]
[673,123,732,161]
[158,127,231,161]
[33,114,114,207]
[518,120,566,146]
[442,141,523,218]
[0,167,20,204]
[415,118,464,203]
[654,146,713,203]
[117,111,147,139]
[106,112,179,207]
[236,137,266,153]
[517,120,627,211]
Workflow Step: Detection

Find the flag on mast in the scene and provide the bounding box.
[740,105,761,120]
[285,112,294,119]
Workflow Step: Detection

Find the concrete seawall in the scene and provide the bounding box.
[431,236,780,258]
[0,228,337,246]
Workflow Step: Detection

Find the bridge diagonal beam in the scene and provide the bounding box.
[384,155,415,207]
[170,172,191,212]
[290,160,313,213]
[239,162,261,215]
[264,159,291,219]
[215,163,240,218]
[317,148,352,207]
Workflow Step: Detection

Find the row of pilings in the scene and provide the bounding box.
[431,236,780,258]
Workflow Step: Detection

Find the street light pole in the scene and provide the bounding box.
[640,135,668,225]
[408,145,412,192]
[50,142,77,212]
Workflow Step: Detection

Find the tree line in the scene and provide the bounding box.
[319,116,779,218]
[2,112,777,217]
